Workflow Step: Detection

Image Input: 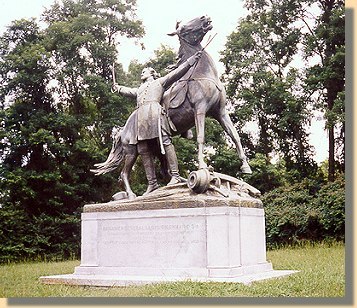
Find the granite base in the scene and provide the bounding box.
[40,196,297,286]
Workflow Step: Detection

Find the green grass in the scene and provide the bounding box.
[0,241,345,297]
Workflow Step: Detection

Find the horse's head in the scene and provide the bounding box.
[168,15,212,46]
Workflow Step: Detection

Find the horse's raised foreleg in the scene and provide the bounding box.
[194,110,208,169]
[120,144,138,199]
[216,111,252,174]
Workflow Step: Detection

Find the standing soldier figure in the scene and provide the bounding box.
[112,51,202,195]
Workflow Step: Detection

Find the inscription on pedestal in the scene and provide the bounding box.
[97,217,207,268]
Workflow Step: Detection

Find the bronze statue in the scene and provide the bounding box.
[111,53,201,196]
[91,16,252,200]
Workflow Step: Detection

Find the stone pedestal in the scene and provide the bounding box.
[40,188,297,286]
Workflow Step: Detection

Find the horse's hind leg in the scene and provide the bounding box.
[120,144,138,199]
[215,110,252,174]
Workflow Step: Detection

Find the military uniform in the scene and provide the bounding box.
[115,53,200,194]
[117,57,196,144]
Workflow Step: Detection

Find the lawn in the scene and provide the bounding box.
[0,241,345,297]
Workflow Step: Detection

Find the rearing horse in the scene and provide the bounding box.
[92,16,251,199]
[164,15,251,173]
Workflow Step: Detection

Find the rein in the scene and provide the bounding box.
[166,29,220,111]
[181,32,217,81]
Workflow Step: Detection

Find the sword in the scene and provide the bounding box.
[158,113,165,155]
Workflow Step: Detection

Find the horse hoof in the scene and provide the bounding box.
[128,193,137,200]
[241,163,252,174]
[112,191,132,201]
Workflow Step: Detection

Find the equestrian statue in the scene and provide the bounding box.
[91,16,253,200]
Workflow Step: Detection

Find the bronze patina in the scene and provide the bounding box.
[91,16,252,200]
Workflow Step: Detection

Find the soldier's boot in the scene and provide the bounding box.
[141,153,160,195]
[164,144,181,186]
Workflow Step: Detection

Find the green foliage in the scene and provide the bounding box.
[263,174,345,248]
[0,0,144,263]
[126,60,145,87]
[221,0,344,181]
[172,135,197,177]
[303,0,345,179]
[0,203,81,263]
[314,173,345,240]
[242,153,286,193]
[204,119,243,178]
[146,44,177,75]
[126,45,177,87]
[222,15,315,174]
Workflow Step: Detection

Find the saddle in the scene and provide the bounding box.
[166,77,222,110]
[167,80,189,109]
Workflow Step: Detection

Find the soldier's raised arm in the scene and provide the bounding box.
[160,51,202,90]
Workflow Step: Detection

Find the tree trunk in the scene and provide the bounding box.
[328,125,335,181]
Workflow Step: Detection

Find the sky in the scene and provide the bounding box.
[0,0,328,163]
[118,0,247,73]
[0,0,247,73]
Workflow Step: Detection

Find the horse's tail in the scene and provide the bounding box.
[90,128,124,175]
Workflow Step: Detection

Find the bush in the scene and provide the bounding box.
[0,205,80,264]
[314,173,345,240]
[263,174,345,248]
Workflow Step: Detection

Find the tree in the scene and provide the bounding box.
[146,44,178,75]
[0,0,145,262]
[302,0,345,180]
[0,19,57,215]
[221,0,317,179]
[42,0,144,136]
[0,19,82,261]
[221,0,344,181]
